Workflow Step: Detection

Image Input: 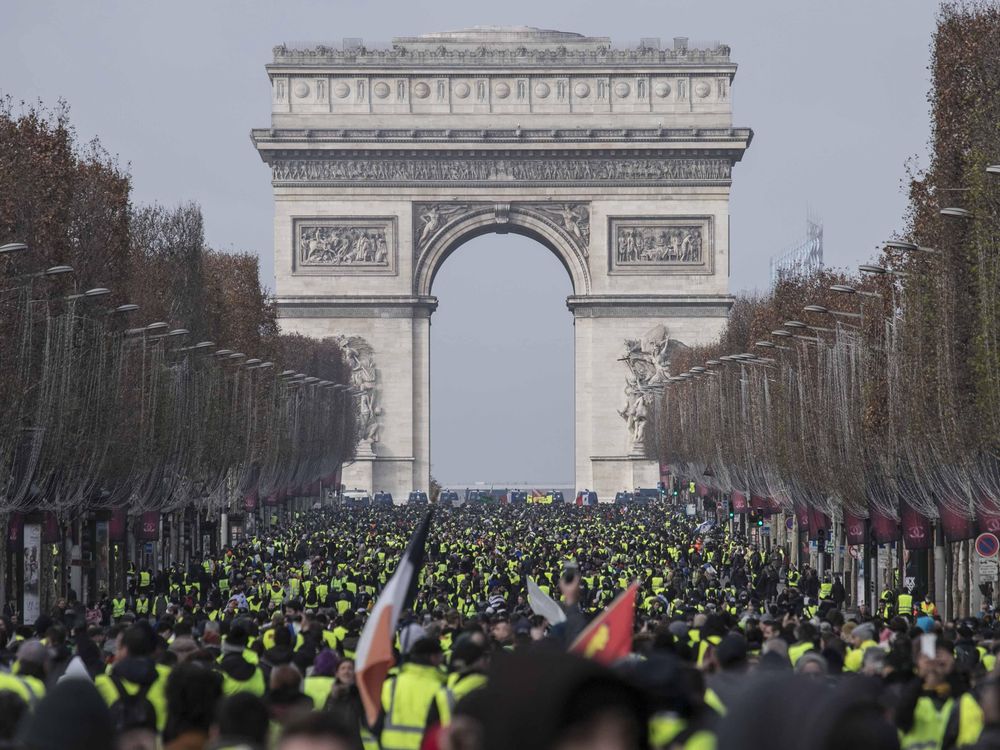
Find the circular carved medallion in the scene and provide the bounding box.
[293,81,310,98]
[694,81,711,98]
[373,82,390,99]
[454,82,471,99]
[534,82,550,98]
[413,81,431,99]
[494,81,511,99]
[614,82,630,98]
[332,82,351,99]
[574,82,591,98]
[654,82,671,98]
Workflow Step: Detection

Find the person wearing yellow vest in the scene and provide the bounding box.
[135,595,150,618]
[424,633,489,741]
[920,594,938,617]
[788,622,818,666]
[819,575,833,601]
[95,624,171,732]
[304,649,343,708]
[843,622,879,673]
[898,634,983,748]
[897,589,915,617]
[217,623,266,696]
[379,636,445,750]
[111,592,128,621]
[786,568,801,589]
[11,639,49,704]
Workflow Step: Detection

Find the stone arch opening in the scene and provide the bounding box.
[429,232,574,486]
[413,203,591,298]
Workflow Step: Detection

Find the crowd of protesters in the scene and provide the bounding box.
[1,502,999,750]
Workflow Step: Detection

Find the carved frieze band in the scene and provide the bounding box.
[272,157,731,186]
[272,43,732,65]
[608,216,714,275]
[414,201,591,260]
[293,217,398,276]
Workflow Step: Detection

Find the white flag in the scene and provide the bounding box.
[528,577,567,624]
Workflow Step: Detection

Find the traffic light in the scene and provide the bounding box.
[750,509,764,527]
[728,504,735,520]
[81,521,94,563]
[757,514,764,527]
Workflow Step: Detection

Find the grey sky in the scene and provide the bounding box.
[3,0,939,485]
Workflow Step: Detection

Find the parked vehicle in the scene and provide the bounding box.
[373,491,394,506]
[343,489,371,506]
[408,490,429,505]
[439,490,461,507]
[575,490,598,506]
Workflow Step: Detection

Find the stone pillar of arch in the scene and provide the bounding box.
[253,27,752,500]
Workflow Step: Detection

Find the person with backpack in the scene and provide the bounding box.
[94,622,170,734]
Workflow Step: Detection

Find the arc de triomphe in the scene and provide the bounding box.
[252,27,751,499]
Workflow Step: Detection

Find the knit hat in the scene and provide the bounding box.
[852,623,876,642]
[399,623,426,655]
[169,636,199,660]
[16,639,52,666]
[313,648,341,677]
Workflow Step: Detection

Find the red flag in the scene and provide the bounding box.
[794,503,811,531]
[977,494,1000,536]
[869,504,900,544]
[900,500,932,550]
[843,511,866,545]
[569,582,638,666]
[109,508,127,542]
[138,511,160,541]
[808,508,830,541]
[937,497,976,542]
[243,490,259,512]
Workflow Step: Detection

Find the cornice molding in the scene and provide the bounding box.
[251,126,754,148]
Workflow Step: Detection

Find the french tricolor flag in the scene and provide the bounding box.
[355,509,434,726]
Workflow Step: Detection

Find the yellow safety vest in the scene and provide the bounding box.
[112,598,127,619]
[380,663,445,750]
[898,593,914,615]
[304,675,335,709]
[221,666,266,697]
[95,664,171,732]
[788,641,814,665]
[901,693,983,749]
[434,673,487,727]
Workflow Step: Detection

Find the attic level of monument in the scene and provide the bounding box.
[271,26,733,68]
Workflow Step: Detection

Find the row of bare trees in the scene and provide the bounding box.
[652,2,1000,530]
[0,99,357,520]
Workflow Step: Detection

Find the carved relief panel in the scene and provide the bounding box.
[608,216,714,275]
[413,201,591,261]
[292,217,398,275]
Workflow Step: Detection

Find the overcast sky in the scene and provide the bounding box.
[3,0,939,485]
